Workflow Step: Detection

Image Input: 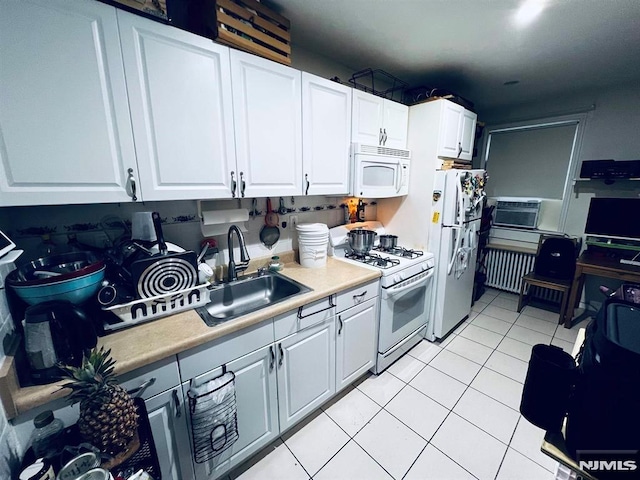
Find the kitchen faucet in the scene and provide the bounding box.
[227,225,250,282]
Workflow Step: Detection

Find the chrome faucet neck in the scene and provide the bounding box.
[227,225,250,282]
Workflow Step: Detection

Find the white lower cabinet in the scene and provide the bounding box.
[336,297,378,392]
[276,317,336,432]
[185,344,279,479]
[145,388,194,480]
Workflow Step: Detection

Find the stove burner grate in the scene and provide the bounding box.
[373,245,424,259]
[344,251,401,269]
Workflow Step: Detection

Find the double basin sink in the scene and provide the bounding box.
[197,271,312,327]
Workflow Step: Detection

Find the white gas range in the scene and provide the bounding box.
[329,222,435,373]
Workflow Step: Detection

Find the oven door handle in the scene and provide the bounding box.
[386,270,433,297]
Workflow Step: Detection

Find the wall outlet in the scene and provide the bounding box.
[290,215,298,228]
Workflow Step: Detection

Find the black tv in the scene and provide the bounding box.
[585,198,640,240]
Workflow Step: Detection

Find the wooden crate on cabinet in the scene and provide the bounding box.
[212,0,291,65]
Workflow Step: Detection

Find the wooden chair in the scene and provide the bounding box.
[517,235,579,324]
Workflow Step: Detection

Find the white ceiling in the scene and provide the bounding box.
[266,0,640,115]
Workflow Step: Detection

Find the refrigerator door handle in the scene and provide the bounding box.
[447,224,463,275]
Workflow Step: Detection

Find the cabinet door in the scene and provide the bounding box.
[382,100,409,149]
[119,11,237,201]
[231,50,302,197]
[336,298,378,392]
[458,109,477,161]
[437,101,464,159]
[146,388,194,480]
[352,90,384,146]
[0,0,137,206]
[302,73,351,196]
[277,319,336,432]
[188,344,279,479]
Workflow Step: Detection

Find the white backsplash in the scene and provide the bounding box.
[0,196,378,266]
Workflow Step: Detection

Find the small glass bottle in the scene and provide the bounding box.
[29,410,64,459]
[357,199,366,222]
[268,256,283,272]
[36,234,57,257]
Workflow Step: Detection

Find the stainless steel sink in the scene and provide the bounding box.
[197,271,312,326]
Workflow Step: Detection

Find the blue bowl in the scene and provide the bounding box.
[11,267,105,305]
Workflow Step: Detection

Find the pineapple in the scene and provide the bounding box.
[60,347,139,456]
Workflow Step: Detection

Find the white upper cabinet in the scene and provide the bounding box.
[352,90,408,149]
[230,50,302,198]
[301,73,352,196]
[437,100,477,161]
[118,11,237,201]
[383,100,410,149]
[0,0,138,206]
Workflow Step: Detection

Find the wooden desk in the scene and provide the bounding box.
[564,252,640,328]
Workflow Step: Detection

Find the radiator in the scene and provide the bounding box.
[485,248,563,304]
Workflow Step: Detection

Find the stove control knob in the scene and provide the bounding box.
[393,275,401,284]
[421,262,428,270]
[399,272,406,281]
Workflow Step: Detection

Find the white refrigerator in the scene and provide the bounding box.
[427,169,486,340]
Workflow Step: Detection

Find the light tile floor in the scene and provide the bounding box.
[229,289,591,480]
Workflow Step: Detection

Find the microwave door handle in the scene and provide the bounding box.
[395,161,402,193]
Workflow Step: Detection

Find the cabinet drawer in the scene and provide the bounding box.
[178,319,274,379]
[336,281,379,313]
[274,296,334,340]
[118,356,180,401]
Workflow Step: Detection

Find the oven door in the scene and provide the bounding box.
[353,154,408,198]
[378,268,434,353]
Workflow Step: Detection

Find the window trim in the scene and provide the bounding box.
[481,112,588,232]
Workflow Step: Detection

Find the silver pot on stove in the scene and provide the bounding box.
[348,229,377,255]
[378,235,398,250]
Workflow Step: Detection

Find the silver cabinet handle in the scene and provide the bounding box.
[305,173,310,195]
[382,128,387,146]
[240,171,246,197]
[278,343,284,367]
[172,389,181,418]
[353,291,367,304]
[379,128,383,145]
[127,168,137,201]
[231,171,237,197]
[457,142,462,158]
[128,377,156,398]
[338,315,343,335]
[269,345,275,371]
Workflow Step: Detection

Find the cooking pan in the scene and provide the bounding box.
[260,198,280,249]
[130,212,198,298]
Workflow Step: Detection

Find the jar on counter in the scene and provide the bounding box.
[29,410,64,459]
[268,256,283,272]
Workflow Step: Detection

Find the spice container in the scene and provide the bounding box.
[29,410,64,459]
[268,256,283,272]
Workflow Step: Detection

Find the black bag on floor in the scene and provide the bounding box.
[565,298,640,471]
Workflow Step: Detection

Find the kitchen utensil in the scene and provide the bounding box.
[24,300,97,384]
[260,199,280,249]
[379,234,398,250]
[7,252,106,305]
[347,229,377,254]
[278,197,287,215]
[131,211,156,242]
[130,212,197,299]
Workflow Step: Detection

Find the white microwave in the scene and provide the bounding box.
[351,144,411,198]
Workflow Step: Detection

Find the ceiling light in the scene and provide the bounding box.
[514,0,545,27]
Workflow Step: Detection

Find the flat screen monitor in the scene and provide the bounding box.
[585,198,640,240]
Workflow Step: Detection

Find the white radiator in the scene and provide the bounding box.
[485,248,563,304]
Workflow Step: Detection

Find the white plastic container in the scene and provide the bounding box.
[297,223,329,268]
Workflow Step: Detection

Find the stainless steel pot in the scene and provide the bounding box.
[348,229,377,254]
[378,235,397,250]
